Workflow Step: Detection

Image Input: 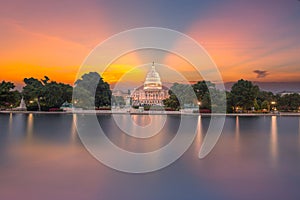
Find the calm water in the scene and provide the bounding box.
[1,113,300,200]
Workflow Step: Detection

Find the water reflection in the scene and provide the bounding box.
[114,114,166,139]
[8,113,13,134]
[194,116,203,153]
[26,113,34,142]
[2,114,300,200]
[71,114,77,144]
[270,116,278,165]
[235,116,240,152]
[298,117,300,147]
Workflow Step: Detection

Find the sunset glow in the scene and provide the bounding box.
[1,0,300,86]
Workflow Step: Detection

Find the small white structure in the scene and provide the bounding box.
[13,97,27,111]
[60,101,73,112]
[278,91,300,96]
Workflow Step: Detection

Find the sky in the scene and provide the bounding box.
[1,0,300,87]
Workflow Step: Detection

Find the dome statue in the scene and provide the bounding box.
[144,62,162,90]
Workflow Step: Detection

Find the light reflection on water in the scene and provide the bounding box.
[194,116,203,154]
[299,117,300,146]
[70,114,77,144]
[8,113,13,134]
[270,116,278,165]
[0,113,300,200]
[26,113,33,142]
[235,116,240,152]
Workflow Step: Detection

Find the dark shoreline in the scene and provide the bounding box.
[1,110,299,116]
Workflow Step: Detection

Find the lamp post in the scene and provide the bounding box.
[270,101,276,113]
[197,101,201,109]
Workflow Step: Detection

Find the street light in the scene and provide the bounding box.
[270,101,277,113]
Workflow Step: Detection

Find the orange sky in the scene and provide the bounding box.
[1,0,300,87]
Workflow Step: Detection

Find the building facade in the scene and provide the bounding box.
[131,63,169,106]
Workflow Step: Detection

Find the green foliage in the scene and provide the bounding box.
[257,91,275,109]
[261,100,270,111]
[163,83,196,110]
[210,88,227,113]
[22,77,44,111]
[253,99,260,111]
[163,81,226,112]
[163,95,180,110]
[0,81,21,108]
[2,75,300,113]
[112,96,125,107]
[74,72,112,109]
[22,76,72,111]
[230,79,259,111]
[43,82,73,108]
[193,81,214,99]
[193,81,212,109]
[226,91,234,113]
[278,93,300,111]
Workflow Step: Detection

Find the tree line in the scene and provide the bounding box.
[0,72,111,111]
[163,79,300,113]
[0,73,300,112]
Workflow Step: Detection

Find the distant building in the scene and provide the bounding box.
[131,62,169,106]
[112,89,131,108]
[277,91,300,96]
[112,89,130,98]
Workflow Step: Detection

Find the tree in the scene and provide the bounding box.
[112,96,125,107]
[0,81,21,109]
[278,93,300,111]
[22,76,73,111]
[193,81,226,112]
[43,81,73,108]
[163,94,180,110]
[193,81,214,109]
[226,91,235,113]
[230,79,259,111]
[163,83,196,110]
[95,79,111,108]
[22,78,44,111]
[261,100,270,111]
[257,91,275,109]
[210,88,226,113]
[74,72,112,109]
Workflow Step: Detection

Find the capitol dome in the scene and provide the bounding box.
[144,62,162,90]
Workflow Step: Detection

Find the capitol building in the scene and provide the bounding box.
[131,62,169,106]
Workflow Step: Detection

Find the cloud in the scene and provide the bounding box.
[253,70,268,78]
